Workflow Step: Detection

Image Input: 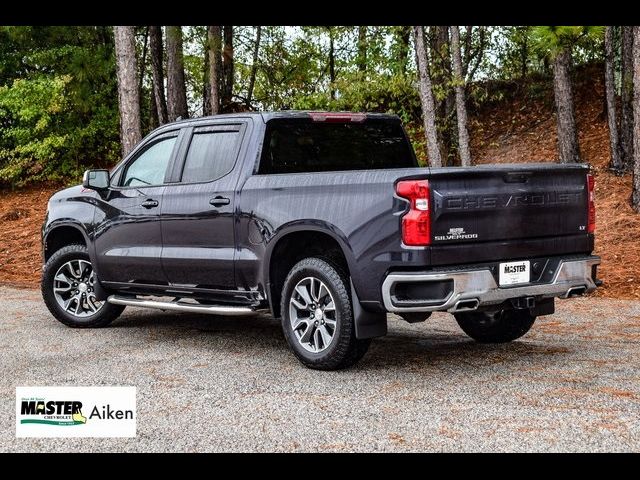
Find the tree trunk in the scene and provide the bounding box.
[207,26,222,115]
[552,47,580,163]
[605,26,622,171]
[450,26,471,167]
[149,26,168,125]
[329,28,336,100]
[202,37,212,117]
[357,26,367,73]
[520,29,528,79]
[632,26,640,212]
[462,26,472,73]
[466,26,487,82]
[203,42,211,116]
[431,25,454,165]
[413,26,442,168]
[166,26,188,121]
[114,26,142,157]
[149,87,159,130]
[222,25,234,108]
[246,26,262,108]
[395,26,411,74]
[622,26,634,171]
[138,27,149,109]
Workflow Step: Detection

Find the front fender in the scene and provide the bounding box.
[43,189,98,268]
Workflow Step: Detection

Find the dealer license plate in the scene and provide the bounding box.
[499,260,530,286]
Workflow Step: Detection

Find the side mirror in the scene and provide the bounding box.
[82,169,110,191]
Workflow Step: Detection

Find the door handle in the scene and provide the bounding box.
[209,196,230,207]
[141,199,159,209]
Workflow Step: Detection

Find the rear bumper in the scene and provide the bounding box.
[381,256,601,313]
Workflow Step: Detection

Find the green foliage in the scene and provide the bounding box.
[530,26,605,58]
[0,76,69,182]
[0,25,614,187]
[0,26,119,187]
[291,74,421,123]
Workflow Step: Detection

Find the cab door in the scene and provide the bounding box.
[93,130,182,286]
[160,123,246,291]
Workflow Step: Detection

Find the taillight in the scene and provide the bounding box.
[587,173,595,233]
[396,180,431,246]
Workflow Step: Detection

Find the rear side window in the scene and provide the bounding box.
[181,129,241,183]
[258,118,417,174]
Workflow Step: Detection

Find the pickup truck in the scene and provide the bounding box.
[41,111,601,370]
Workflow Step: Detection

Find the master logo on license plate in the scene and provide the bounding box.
[499,260,530,286]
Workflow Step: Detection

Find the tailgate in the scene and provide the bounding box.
[428,164,590,244]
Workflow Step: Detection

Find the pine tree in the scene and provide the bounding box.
[621,26,634,171]
[113,26,142,156]
[553,45,580,163]
[413,25,442,167]
[222,26,234,108]
[246,26,262,108]
[207,26,222,115]
[165,26,188,121]
[605,26,621,171]
[450,26,472,166]
[632,26,640,212]
[530,27,604,163]
[149,26,168,125]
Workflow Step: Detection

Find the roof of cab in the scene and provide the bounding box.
[148,111,401,139]
[161,110,399,127]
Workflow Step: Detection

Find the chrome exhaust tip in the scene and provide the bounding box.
[452,298,480,312]
[565,286,587,298]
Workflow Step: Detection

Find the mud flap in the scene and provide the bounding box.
[351,280,387,339]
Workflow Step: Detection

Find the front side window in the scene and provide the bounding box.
[181,130,241,183]
[121,136,177,187]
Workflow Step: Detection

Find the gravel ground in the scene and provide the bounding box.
[1,286,639,452]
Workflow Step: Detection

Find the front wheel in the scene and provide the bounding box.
[280,257,370,370]
[41,244,124,328]
[454,308,536,343]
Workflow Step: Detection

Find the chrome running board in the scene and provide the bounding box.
[107,295,257,316]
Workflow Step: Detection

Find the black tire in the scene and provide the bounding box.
[280,257,370,370]
[41,244,124,328]
[454,308,536,343]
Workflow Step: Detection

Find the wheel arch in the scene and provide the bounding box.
[264,222,355,318]
[263,222,387,340]
[43,223,90,262]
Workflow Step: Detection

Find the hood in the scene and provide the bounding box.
[49,184,87,202]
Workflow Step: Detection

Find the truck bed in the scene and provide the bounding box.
[239,162,593,311]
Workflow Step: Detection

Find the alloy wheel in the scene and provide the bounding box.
[53,259,104,318]
[288,276,337,353]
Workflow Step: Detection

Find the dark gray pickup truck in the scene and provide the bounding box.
[41,111,600,370]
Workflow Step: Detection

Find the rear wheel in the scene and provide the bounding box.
[280,257,370,370]
[454,308,536,343]
[42,244,124,328]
